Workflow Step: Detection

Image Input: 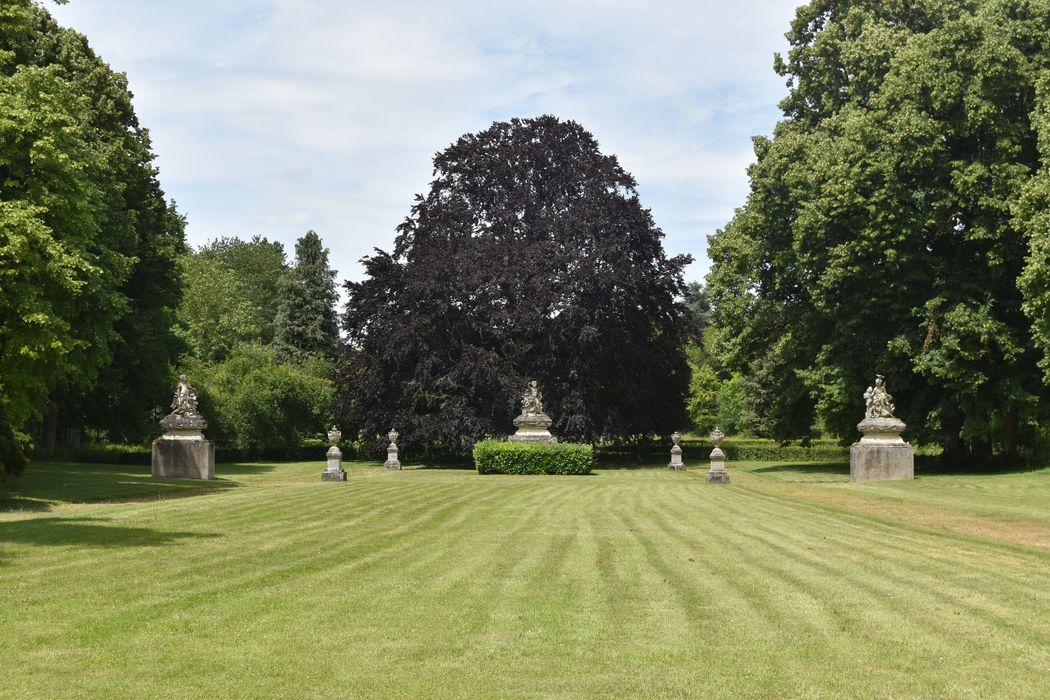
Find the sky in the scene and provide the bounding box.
[49,0,800,286]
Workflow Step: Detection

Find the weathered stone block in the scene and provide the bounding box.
[850,443,914,482]
[152,439,215,480]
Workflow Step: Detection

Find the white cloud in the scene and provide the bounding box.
[49,0,799,286]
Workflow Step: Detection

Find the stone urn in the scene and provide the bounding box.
[322,426,346,481]
[706,427,730,483]
[668,431,684,471]
[384,428,402,470]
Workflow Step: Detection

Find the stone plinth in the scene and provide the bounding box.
[322,427,346,481]
[322,446,346,481]
[668,431,684,471]
[851,417,913,482]
[384,428,402,470]
[152,438,215,479]
[508,413,557,444]
[705,428,730,483]
[706,447,730,483]
[152,376,214,480]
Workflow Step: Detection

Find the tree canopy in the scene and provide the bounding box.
[706,0,1050,457]
[336,115,692,453]
[274,230,340,359]
[0,0,184,470]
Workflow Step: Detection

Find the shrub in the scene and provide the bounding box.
[473,439,593,475]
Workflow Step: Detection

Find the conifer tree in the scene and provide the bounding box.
[274,231,340,359]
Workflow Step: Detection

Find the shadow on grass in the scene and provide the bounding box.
[0,461,242,514]
[748,462,851,483]
[0,515,220,550]
[214,462,279,475]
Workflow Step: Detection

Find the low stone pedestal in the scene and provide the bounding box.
[705,427,730,484]
[152,438,215,479]
[152,393,215,480]
[322,427,347,481]
[668,431,684,471]
[383,428,402,470]
[851,417,914,482]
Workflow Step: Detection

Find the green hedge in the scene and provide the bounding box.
[473,439,593,475]
[60,438,360,466]
[595,437,851,464]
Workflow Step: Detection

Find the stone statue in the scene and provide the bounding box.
[171,374,200,416]
[863,375,895,419]
[521,381,544,417]
[509,380,557,444]
[851,374,913,482]
[153,374,214,479]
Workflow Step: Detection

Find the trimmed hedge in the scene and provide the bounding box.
[473,439,593,475]
[596,437,851,464]
[59,438,360,466]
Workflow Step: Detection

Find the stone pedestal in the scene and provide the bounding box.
[322,427,347,481]
[152,413,214,480]
[705,428,730,484]
[668,431,684,471]
[383,428,402,470]
[508,414,557,444]
[152,438,215,479]
[851,417,914,482]
[508,380,558,445]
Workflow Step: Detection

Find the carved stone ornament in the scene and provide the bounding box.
[159,374,207,439]
[509,380,557,444]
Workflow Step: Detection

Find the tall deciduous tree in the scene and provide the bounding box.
[274,231,339,359]
[198,236,287,344]
[336,116,692,452]
[1,0,184,470]
[706,0,1050,457]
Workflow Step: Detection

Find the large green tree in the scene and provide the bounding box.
[336,116,692,453]
[198,236,287,344]
[273,231,339,359]
[0,0,184,470]
[707,0,1050,457]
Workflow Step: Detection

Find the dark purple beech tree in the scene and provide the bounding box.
[336,116,693,454]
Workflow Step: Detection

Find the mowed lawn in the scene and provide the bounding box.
[2,458,1050,698]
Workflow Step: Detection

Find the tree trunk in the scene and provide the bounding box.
[1002,407,1019,459]
[43,402,58,458]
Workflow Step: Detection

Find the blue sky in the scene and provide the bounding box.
[49,0,799,285]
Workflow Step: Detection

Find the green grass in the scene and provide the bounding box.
[2,458,1050,698]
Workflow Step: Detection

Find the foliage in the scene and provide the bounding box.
[174,256,261,364]
[274,230,339,359]
[198,236,288,344]
[0,0,184,471]
[338,116,692,453]
[180,344,334,453]
[684,341,719,433]
[706,0,1050,457]
[472,439,593,475]
[682,281,712,330]
[1017,73,1050,382]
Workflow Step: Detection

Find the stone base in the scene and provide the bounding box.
[152,438,215,480]
[321,467,347,481]
[507,430,557,444]
[384,460,402,470]
[850,442,914,481]
[669,462,684,471]
[705,470,731,483]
